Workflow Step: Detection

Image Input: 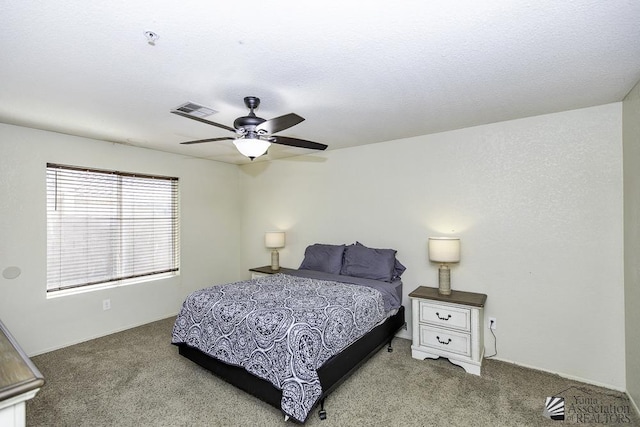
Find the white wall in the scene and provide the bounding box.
[0,123,242,355]
[240,103,625,389]
[623,79,640,410]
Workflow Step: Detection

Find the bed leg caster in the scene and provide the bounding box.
[318,398,327,420]
[387,339,393,352]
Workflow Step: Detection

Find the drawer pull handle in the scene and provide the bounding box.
[436,336,452,345]
[435,312,452,321]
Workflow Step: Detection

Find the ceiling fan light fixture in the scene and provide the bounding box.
[233,138,271,160]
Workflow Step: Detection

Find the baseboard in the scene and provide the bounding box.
[31,313,409,358]
[627,391,640,418]
[489,356,625,393]
[28,312,178,357]
[395,329,411,341]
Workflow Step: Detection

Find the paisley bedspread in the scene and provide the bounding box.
[171,273,388,422]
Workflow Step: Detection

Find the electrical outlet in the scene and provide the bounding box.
[102,299,111,310]
[489,317,496,330]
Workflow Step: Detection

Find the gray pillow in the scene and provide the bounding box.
[299,244,346,275]
[392,258,406,280]
[340,243,397,282]
[354,241,406,280]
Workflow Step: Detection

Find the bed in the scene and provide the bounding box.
[171,242,406,423]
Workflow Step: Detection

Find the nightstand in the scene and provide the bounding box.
[249,265,297,279]
[409,286,487,376]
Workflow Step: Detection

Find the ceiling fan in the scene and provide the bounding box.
[171,96,328,160]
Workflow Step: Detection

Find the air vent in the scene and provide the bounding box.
[173,102,217,118]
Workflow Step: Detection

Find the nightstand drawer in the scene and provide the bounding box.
[418,325,471,357]
[419,302,470,332]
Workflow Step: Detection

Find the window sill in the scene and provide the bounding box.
[46,272,179,299]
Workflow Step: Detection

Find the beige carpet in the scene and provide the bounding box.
[27,317,639,426]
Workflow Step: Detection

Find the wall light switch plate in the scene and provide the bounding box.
[103,299,111,310]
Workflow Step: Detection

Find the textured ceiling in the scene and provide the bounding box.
[1,1,640,164]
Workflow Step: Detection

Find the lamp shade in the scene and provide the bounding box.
[428,237,460,263]
[265,231,285,249]
[234,138,271,159]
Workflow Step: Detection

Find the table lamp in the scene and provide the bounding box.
[265,231,285,270]
[428,237,460,295]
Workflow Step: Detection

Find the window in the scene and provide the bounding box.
[46,163,179,294]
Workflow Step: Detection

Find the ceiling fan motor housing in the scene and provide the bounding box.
[234,96,266,134]
[233,114,266,131]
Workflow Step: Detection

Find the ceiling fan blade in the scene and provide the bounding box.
[256,113,304,134]
[270,135,327,151]
[180,137,235,145]
[171,110,236,133]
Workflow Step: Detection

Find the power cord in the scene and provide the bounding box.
[485,319,498,358]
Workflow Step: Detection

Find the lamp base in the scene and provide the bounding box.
[438,265,451,295]
[270,250,280,271]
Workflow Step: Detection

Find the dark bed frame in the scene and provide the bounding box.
[176,305,405,423]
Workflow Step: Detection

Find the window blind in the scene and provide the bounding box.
[46,163,180,293]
